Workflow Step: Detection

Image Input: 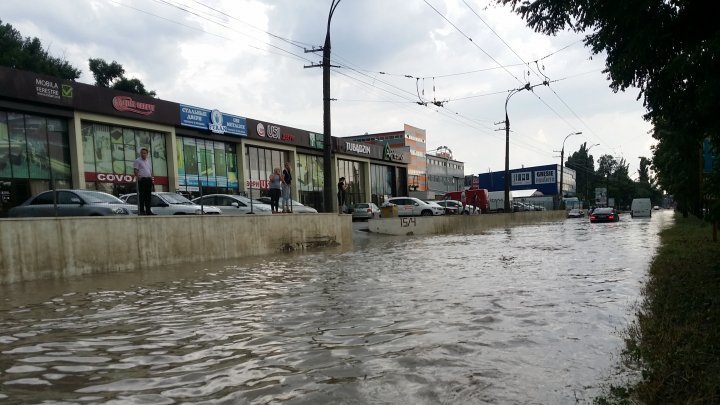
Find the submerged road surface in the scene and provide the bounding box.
[0,210,673,404]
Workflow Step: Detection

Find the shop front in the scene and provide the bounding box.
[175,104,247,198]
[0,66,180,213]
[245,119,325,211]
[335,140,408,208]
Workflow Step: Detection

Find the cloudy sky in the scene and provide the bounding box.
[1,0,655,177]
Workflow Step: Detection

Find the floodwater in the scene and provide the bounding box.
[0,210,674,404]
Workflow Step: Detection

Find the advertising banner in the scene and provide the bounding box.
[534,169,556,184]
[179,104,247,136]
[512,171,532,186]
[595,187,607,206]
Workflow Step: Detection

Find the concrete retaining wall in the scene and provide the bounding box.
[368,210,567,235]
[0,214,353,285]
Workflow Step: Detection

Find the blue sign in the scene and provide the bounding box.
[179,104,247,136]
[703,138,717,174]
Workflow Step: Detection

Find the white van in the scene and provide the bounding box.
[631,198,652,218]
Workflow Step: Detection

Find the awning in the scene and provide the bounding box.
[511,189,543,198]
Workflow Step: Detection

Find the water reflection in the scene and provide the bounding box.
[0,211,673,404]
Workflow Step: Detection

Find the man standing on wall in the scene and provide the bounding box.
[134,147,154,215]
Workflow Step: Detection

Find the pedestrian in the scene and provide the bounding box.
[337,176,348,213]
[133,147,154,215]
[268,167,282,213]
[281,161,292,213]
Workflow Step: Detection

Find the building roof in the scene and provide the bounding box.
[511,189,543,198]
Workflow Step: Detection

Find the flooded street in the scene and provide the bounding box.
[1,211,673,404]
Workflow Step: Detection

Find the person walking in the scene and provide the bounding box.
[337,176,348,213]
[281,161,293,213]
[268,167,282,213]
[133,147,153,215]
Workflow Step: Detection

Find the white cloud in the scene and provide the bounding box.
[0,0,654,176]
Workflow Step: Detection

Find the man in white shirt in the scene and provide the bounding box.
[133,147,153,215]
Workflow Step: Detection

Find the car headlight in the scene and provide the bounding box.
[112,207,130,215]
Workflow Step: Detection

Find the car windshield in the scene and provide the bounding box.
[159,193,195,205]
[355,203,369,208]
[76,190,125,204]
[593,208,614,214]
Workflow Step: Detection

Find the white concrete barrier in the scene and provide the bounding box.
[368,211,566,235]
[0,214,353,285]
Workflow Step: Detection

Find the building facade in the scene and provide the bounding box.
[425,151,464,196]
[0,66,408,216]
[477,163,577,208]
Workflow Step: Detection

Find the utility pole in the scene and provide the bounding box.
[557,131,582,209]
[501,81,546,213]
[304,0,341,213]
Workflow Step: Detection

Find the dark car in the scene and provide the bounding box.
[589,207,620,223]
[8,189,138,217]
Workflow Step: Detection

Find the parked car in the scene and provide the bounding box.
[351,202,380,220]
[385,197,444,216]
[589,207,620,223]
[8,189,138,217]
[423,200,451,215]
[121,192,221,215]
[567,208,584,218]
[436,199,476,215]
[192,194,272,215]
[256,197,318,213]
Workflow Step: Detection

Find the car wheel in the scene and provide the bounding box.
[421,210,433,216]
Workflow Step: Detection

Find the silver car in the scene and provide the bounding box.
[192,194,272,215]
[121,192,221,215]
[351,202,380,220]
[8,189,138,217]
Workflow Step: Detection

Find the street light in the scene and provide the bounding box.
[308,0,341,213]
[586,143,599,204]
[558,131,582,207]
[503,83,530,212]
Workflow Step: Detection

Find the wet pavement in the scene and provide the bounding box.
[0,210,674,404]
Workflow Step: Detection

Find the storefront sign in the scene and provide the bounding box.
[246,179,269,189]
[246,118,311,147]
[383,143,404,161]
[179,104,247,136]
[85,172,169,185]
[512,171,532,186]
[346,142,371,154]
[534,169,556,184]
[113,96,156,116]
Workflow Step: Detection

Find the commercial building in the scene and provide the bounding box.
[0,66,408,216]
[478,164,577,209]
[343,124,466,200]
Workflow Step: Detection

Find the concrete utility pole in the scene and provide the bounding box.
[558,131,582,207]
[305,0,341,213]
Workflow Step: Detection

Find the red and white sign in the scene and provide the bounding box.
[112,96,156,116]
[85,172,168,185]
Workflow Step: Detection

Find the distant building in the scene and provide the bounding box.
[478,164,576,209]
[344,124,465,199]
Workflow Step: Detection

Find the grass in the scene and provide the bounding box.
[595,215,720,404]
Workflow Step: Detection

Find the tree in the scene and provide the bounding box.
[0,19,81,79]
[88,58,156,97]
[497,0,719,218]
[565,142,596,204]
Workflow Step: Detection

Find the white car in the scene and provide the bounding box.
[121,192,221,215]
[192,194,272,215]
[256,197,318,213]
[385,197,444,216]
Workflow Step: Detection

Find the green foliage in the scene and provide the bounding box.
[88,58,156,97]
[0,19,81,79]
[596,216,720,404]
[497,0,718,218]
